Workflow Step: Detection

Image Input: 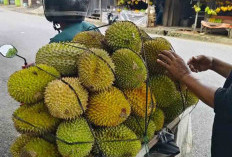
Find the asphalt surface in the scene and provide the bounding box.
[0,7,232,157]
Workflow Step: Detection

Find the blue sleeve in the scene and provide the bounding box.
[214,84,232,119]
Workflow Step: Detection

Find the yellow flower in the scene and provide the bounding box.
[216,8,221,13]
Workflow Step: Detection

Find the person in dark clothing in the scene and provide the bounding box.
[156,0,165,25]
[157,51,232,157]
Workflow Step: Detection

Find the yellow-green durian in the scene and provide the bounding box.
[95,125,142,157]
[142,37,171,75]
[12,102,60,135]
[124,83,156,117]
[56,118,94,157]
[105,21,142,53]
[150,108,165,131]
[78,48,115,92]
[36,42,85,76]
[20,138,60,157]
[10,134,35,157]
[150,75,178,107]
[112,48,147,89]
[124,115,156,142]
[72,31,104,49]
[86,87,131,127]
[8,64,60,104]
[45,77,88,119]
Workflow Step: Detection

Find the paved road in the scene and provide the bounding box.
[0,7,232,157]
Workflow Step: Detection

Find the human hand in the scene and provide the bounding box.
[187,55,213,73]
[157,50,191,82]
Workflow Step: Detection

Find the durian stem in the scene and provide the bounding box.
[16,54,27,65]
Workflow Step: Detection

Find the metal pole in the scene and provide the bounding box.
[100,0,102,21]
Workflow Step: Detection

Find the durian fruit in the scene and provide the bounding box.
[161,92,184,123]
[20,138,60,157]
[10,134,35,157]
[139,29,152,42]
[124,116,156,142]
[56,118,94,157]
[142,37,171,75]
[95,125,142,157]
[36,42,86,76]
[8,64,60,104]
[12,102,60,135]
[185,90,199,107]
[112,49,147,89]
[150,108,165,131]
[45,77,88,119]
[86,87,131,127]
[150,75,178,107]
[78,48,115,92]
[105,21,142,53]
[72,31,104,49]
[124,83,156,117]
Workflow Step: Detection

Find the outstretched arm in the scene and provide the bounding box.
[187,55,232,78]
[157,51,217,108]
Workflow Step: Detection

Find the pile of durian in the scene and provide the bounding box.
[8,21,199,157]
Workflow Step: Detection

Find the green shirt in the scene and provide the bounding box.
[50,21,97,43]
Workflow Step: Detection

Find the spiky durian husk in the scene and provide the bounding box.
[161,92,185,123]
[139,29,152,42]
[8,64,60,104]
[86,87,131,127]
[112,49,147,89]
[185,90,199,107]
[36,42,85,76]
[56,118,94,157]
[124,83,156,117]
[150,75,178,107]
[20,138,60,157]
[45,77,88,119]
[72,31,104,49]
[105,21,142,53]
[94,125,142,157]
[123,115,156,142]
[142,37,171,75]
[150,108,165,131]
[10,134,35,157]
[12,102,60,135]
[78,48,115,92]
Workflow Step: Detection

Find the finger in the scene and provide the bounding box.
[187,56,197,65]
[171,51,180,58]
[158,54,172,64]
[157,59,170,69]
[189,65,197,72]
[161,50,175,60]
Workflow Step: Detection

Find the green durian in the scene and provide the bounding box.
[142,37,171,75]
[8,64,60,104]
[95,125,142,157]
[139,29,152,42]
[161,92,185,123]
[12,102,60,135]
[72,31,104,49]
[56,118,94,157]
[185,90,199,107]
[45,77,88,119]
[105,21,142,53]
[124,115,156,142]
[86,87,131,127]
[20,138,60,157]
[150,108,165,131]
[10,134,35,157]
[112,48,147,89]
[36,42,86,76]
[78,48,115,92]
[150,75,178,107]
